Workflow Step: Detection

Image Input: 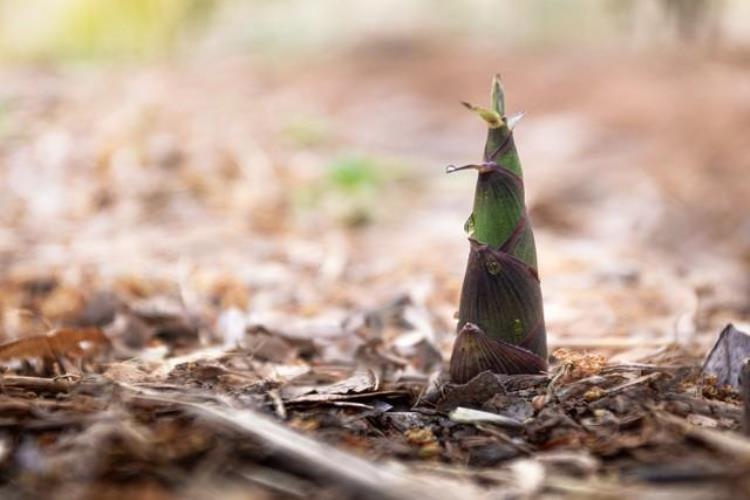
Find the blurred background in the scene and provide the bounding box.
[0,0,748,359]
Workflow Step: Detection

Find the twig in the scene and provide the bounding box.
[600,363,691,374]
[285,389,411,405]
[0,375,73,393]
[475,423,534,454]
[240,466,313,498]
[268,389,287,420]
[550,338,669,349]
[601,372,663,397]
[120,384,480,500]
[656,410,750,463]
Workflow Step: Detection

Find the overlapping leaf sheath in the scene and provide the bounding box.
[449,76,548,384]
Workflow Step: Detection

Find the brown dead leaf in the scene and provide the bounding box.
[0,327,110,363]
[47,327,111,357]
[0,335,57,362]
[282,369,377,401]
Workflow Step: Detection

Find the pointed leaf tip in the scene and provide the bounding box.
[507,111,525,130]
[490,75,505,116]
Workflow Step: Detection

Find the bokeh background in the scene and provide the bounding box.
[0,0,749,360]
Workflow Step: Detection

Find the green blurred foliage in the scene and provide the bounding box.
[295,154,412,228]
[0,0,740,63]
[326,155,381,193]
[0,0,213,61]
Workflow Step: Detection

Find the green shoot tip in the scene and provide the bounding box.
[490,75,506,116]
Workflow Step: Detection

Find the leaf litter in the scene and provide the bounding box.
[0,286,747,499]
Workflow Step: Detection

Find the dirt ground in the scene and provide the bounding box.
[0,42,749,498]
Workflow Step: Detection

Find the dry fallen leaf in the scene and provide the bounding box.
[0,327,110,365]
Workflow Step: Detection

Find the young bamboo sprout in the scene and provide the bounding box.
[449,75,548,383]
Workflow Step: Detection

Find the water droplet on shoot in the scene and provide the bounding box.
[446,164,480,174]
[464,214,475,236]
[486,259,501,275]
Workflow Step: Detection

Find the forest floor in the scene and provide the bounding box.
[0,44,749,498]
